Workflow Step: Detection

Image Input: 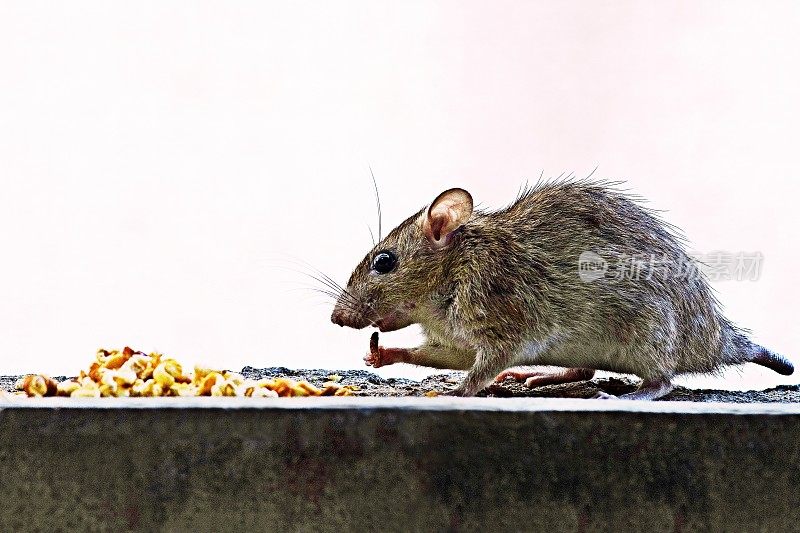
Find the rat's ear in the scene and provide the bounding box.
[423,188,473,248]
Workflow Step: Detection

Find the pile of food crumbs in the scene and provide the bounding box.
[13,347,357,398]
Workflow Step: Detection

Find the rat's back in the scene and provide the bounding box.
[479,180,788,379]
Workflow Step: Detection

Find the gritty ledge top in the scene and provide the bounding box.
[2,396,800,415]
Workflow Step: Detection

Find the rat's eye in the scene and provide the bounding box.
[371,251,397,274]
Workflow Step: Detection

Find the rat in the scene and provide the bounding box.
[330,179,793,399]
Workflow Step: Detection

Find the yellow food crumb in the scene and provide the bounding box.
[15,347,357,398]
[56,380,81,396]
[15,374,57,397]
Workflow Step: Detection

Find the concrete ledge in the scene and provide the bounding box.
[4,395,800,413]
[2,398,798,531]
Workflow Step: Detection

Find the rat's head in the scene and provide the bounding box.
[331,188,473,332]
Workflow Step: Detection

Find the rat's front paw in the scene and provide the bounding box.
[364,332,411,368]
[363,351,383,368]
[364,332,385,368]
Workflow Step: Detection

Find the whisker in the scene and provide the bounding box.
[299,285,364,312]
[273,258,349,297]
[284,268,346,299]
[313,286,377,319]
[305,288,364,311]
[311,289,350,304]
[304,266,365,308]
[316,270,350,295]
[306,277,365,312]
[306,272,344,295]
[266,253,378,316]
[369,166,382,243]
[274,256,345,291]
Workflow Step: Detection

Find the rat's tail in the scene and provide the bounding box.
[732,333,794,375]
[749,345,794,375]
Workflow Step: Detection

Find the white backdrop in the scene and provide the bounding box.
[1,1,798,390]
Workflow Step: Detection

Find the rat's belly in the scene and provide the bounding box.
[526,339,639,375]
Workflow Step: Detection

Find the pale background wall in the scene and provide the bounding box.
[1,1,798,390]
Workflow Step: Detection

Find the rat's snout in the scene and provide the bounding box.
[331,307,347,327]
[330,300,372,330]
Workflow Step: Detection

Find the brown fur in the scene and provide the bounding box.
[331,178,793,398]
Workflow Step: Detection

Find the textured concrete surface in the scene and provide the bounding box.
[239,367,800,402]
[1,397,799,532]
[5,367,800,402]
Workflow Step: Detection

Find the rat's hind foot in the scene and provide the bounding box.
[594,378,674,401]
[495,366,595,388]
[495,367,538,382]
[621,378,674,400]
